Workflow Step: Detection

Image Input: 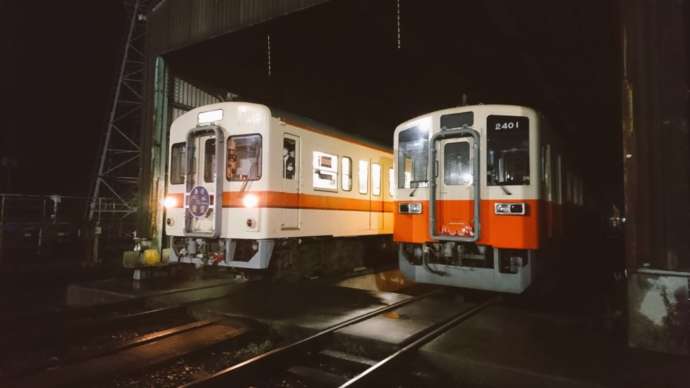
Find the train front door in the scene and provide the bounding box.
[185,126,223,237]
[281,134,300,230]
[437,137,476,237]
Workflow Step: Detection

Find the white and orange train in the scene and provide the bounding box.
[161,102,394,270]
[393,104,583,293]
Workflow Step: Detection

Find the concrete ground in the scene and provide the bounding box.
[418,304,689,388]
[65,272,245,306]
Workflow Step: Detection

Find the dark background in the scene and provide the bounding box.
[2,0,622,214]
[1,0,124,195]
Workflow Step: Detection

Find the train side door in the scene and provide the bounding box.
[438,137,475,236]
[281,134,300,230]
[185,126,223,237]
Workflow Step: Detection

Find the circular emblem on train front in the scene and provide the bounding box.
[187,186,210,218]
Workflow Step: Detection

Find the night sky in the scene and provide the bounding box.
[2,0,124,195]
[169,0,622,211]
[2,0,623,213]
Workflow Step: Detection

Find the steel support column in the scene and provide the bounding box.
[622,0,689,355]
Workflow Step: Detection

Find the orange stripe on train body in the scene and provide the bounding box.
[393,199,542,249]
[167,191,393,213]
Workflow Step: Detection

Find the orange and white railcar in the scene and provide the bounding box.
[394,105,582,293]
[162,102,394,269]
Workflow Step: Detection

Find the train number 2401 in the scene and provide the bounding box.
[494,121,520,131]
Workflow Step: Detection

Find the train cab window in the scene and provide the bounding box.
[204,139,216,183]
[444,142,471,185]
[313,151,338,191]
[342,157,352,191]
[359,160,369,194]
[397,126,429,188]
[371,163,382,196]
[486,115,530,186]
[170,142,186,185]
[283,138,296,179]
[227,134,262,181]
[388,168,395,197]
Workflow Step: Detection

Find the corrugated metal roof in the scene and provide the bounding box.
[147,0,333,55]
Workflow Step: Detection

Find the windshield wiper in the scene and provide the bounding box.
[409,179,428,197]
[500,185,512,195]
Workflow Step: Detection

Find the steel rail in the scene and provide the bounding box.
[183,288,444,387]
[339,296,500,387]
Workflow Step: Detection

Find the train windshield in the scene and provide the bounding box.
[227,134,262,181]
[398,126,429,188]
[486,115,530,186]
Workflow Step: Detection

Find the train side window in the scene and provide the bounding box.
[283,138,296,179]
[313,151,338,191]
[443,142,471,185]
[342,157,352,191]
[204,139,216,183]
[371,163,381,196]
[486,115,530,186]
[170,142,186,185]
[359,160,369,194]
[227,134,262,181]
[388,167,395,197]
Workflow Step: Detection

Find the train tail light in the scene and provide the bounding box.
[494,202,527,215]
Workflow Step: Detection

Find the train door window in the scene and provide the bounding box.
[359,160,369,194]
[443,141,471,185]
[170,142,186,185]
[342,157,352,191]
[283,137,296,179]
[227,134,262,181]
[313,151,338,191]
[388,168,395,197]
[371,163,381,196]
[486,115,530,186]
[204,139,216,183]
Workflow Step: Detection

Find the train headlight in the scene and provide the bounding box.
[161,196,178,209]
[242,193,259,208]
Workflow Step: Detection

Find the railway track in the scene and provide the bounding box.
[0,281,248,380]
[0,280,244,348]
[4,318,250,388]
[183,289,498,388]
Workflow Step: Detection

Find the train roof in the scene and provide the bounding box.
[270,107,392,154]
